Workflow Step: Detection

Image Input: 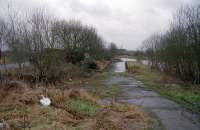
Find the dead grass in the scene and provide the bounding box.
[0,80,153,130]
[126,61,142,74]
[95,60,111,72]
[95,103,152,130]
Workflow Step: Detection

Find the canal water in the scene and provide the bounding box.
[110,58,136,72]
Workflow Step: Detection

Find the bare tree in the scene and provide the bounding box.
[0,8,114,83]
[142,4,200,84]
[0,18,6,79]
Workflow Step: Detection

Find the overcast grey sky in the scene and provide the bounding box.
[0,0,199,50]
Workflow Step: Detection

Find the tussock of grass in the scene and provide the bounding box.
[126,61,141,74]
[65,98,100,117]
[105,85,121,97]
[95,102,154,130]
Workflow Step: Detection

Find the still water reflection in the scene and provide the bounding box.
[111,58,136,73]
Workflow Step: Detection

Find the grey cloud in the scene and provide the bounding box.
[0,0,199,50]
[68,0,111,17]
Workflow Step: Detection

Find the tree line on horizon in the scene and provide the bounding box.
[0,9,119,83]
[141,4,200,84]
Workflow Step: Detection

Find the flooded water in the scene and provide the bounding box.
[111,58,136,73]
[141,60,149,65]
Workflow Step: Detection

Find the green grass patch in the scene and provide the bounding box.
[86,72,109,97]
[105,85,121,97]
[141,79,200,114]
[65,98,100,117]
[86,72,122,98]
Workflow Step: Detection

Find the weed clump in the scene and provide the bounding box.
[65,98,100,117]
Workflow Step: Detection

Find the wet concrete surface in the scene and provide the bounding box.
[105,75,200,130]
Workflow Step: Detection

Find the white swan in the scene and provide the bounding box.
[40,95,51,107]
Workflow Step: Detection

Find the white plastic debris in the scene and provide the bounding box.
[0,122,4,129]
[0,123,4,129]
[40,95,51,107]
